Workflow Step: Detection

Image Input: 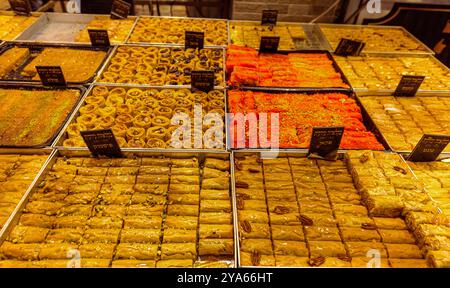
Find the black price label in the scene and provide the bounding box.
[8,0,31,15]
[308,126,345,160]
[259,36,279,53]
[88,29,110,46]
[81,129,123,158]
[36,66,66,86]
[110,0,131,19]
[185,31,204,49]
[394,75,425,96]
[261,10,278,25]
[191,70,215,92]
[408,134,450,162]
[334,38,365,56]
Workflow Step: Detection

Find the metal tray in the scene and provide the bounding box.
[357,92,450,155]
[15,12,138,44]
[334,53,450,96]
[0,41,113,85]
[95,44,226,90]
[226,89,392,151]
[0,11,43,41]
[231,149,425,268]
[228,21,330,51]
[126,15,228,48]
[0,148,55,245]
[53,84,229,151]
[0,84,87,149]
[226,50,352,91]
[0,149,236,268]
[319,23,435,56]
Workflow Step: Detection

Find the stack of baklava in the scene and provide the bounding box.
[345,151,437,217]
[0,156,233,268]
[234,154,428,267]
[406,161,450,268]
[358,96,450,152]
[0,155,47,229]
[197,158,233,267]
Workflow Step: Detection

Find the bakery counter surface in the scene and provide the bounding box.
[15,13,137,45]
[231,150,444,268]
[0,149,234,268]
[0,42,112,85]
[54,84,227,150]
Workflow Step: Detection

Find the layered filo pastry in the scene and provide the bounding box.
[0,155,48,229]
[234,153,431,267]
[0,155,234,268]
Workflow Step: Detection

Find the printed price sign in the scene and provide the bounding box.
[261,10,278,25]
[36,66,66,86]
[110,0,131,19]
[259,36,279,53]
[8,0,31,15]
[185,31,204,49]
[308,126,345,160]
[191,70,215,92]
[334,38,365,56]
[408,134,450,162]
[394,75,425,96]
[88,29,110,46]
[81,129,123,158]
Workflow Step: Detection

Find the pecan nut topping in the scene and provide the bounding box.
[237,198,245,210]
[240,220,252,233]
[359,153,370,164]
[273,206,290,214]
[308,256,326,267]
[235,181,249,189]
[236,193,251,200]
[361,223,377,230]
[298,214,314,226]
[393,166,407,175]
[251,250,261,266]
[337,256,352,262]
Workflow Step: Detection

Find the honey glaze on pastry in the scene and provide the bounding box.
[0,155,233,268]
[234,153,431,267]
